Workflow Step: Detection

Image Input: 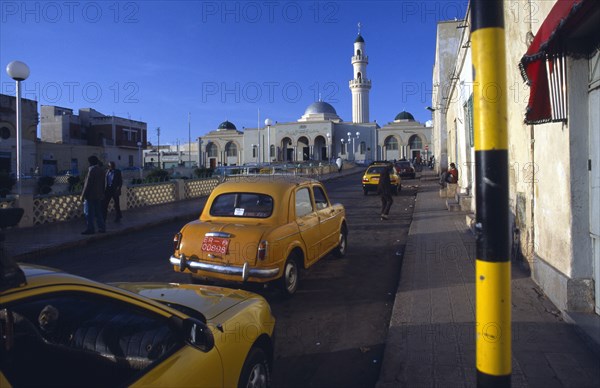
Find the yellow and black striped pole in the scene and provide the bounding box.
[471,1,511,387]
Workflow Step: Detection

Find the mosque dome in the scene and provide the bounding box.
[394,111,415,121]
[355,34,365,43]
[217,120,237,130]
[304,101,338,116]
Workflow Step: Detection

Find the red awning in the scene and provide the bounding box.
[520,0,600,124]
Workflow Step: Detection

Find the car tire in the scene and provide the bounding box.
[279,256,300,296]
[238,346,270,388]
[332,227,347,258]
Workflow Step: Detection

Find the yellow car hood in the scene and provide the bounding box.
[112,282,256,321]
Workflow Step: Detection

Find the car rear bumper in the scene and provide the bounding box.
[170,254,280,281]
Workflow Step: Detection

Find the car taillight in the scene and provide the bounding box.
[173,232,182,251]
[362,178,369,183]
[257,240,267,260]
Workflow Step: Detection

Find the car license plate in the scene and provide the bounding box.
[202,236,230,255]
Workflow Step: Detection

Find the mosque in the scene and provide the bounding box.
[199,29,431,168]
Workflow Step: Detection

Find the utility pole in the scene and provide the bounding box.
[188,112,191,166]
[156,127,161,169]
[471,1,511,387]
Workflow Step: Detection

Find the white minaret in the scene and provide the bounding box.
[349,23,371,123]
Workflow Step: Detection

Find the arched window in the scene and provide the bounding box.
[385,136,398,150]
[357,72,362,80]
[207,142,218,157]
[359,141,366,154]
[225,142,237,157]
[356,49,362,56]
[270,145,275,158]
[409,135,422,149]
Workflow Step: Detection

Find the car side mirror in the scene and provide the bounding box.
[169,315,214,352]
[183,317,215,352]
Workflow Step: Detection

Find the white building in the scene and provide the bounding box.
[198,30,431,169]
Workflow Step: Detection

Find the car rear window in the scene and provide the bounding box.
[397,162,411,168]
[367,166,388,174]
[210,193,274,218]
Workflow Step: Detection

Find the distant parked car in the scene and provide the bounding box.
[394,160,416,179]
[170,176,347,295]
[361,161,401,195]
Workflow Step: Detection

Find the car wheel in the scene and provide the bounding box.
[238,347,270,388]
[333,227,347,258]
[279,256,299,295]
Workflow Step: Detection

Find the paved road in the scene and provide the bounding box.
[21,173,420,387]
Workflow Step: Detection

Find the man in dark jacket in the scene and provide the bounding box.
[81,155,106,234]
[103,161,123,222]
[377,165,393,220]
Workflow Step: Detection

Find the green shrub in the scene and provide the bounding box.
[37,176,55,195]
[194,167,214,178]
[67,176,81,193]
[145,169,170,183]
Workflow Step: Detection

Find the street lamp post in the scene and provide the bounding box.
[156,127,161,169]
[355,131,360,160]
[6,60,30,195]
[137,141,143,180]
[197,137,203,168]
[326,133,331,161]
[265,118,272,164]
[347,132,353,160]
[340,138,346,159]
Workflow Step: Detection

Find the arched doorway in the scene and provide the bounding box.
[281,137,293,161]
[384,135,399,161]
[207,142,218,168]
[408,135,423,162]
[314,135,327,161]
[225,141,238,166]
[298,136,309,161]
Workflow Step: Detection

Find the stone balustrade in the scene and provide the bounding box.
[0,165,337,228]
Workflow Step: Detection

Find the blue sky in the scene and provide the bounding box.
[1,0,468,145]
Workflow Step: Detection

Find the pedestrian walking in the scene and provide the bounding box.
[336,157,343,173]
[377,164,393,220]
[80,155,106,234]
[103,161,123,222]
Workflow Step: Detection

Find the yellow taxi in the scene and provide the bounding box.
[170,176,347,296]
[0,264,275,387]
[361,161,402,195]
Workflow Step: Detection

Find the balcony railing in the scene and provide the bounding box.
[351,55,369,63]
[349,79,372,88]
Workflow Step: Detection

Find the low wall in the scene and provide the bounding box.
[0,167,340,228]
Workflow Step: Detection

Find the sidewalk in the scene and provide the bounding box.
[3,167,362,261]
[376,171,600,387]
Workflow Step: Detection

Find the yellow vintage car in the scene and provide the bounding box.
[170,176,347,295]
[0,264,275,387]
[361,161,402,195]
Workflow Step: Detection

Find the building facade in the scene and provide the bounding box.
[0,94,39,175]
[0,95,147,178]
[436,0,600,316]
